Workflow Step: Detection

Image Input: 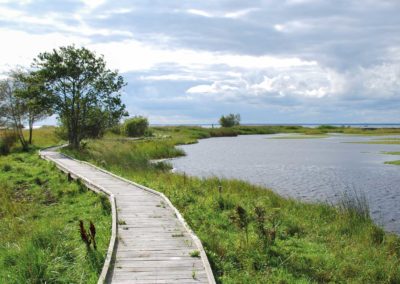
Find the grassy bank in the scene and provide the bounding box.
[147,125,400,141]
[346,137,400,146]
[383,152,400,166]
[0,148,111,283]
[62,127,400,283]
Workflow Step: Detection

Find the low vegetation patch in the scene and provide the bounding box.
[0,151,111,283]
[353,140,400,145]
[382,152,400,166]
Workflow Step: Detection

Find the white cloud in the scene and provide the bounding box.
[90,38,317,73]
[139,74,198,81]
[0,0,31,4]
[0,5,132,38]
[286,0,321,5]
[95,8,134,19]
[354,63,400,98]
[224,8,259,19]
[186,9,213,18]
[186,66,344,101]
[2,27,316,76]
[186,8,258,19]
[187,84,218,94]
[274,21,311,33]
[81,0,106,11]
[0,28,89,73]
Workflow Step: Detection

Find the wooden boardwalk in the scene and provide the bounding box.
[40,148,215,284]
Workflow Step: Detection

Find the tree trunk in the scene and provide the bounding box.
[28,118,33,144]
[70,119,80,149]
[16,126,28,151]
[71,134,80,149]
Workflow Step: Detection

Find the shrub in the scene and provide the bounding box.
[209,128,238,137]
[219,113,240,127]
[0,131,17,155]
[317,125,339,130]
[123,116,149,137]
[108,124,122,135]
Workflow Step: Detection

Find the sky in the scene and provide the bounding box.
[0,0,399,124]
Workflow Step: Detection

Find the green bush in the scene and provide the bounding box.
[0,131,17,155]
[219,113,240,127]
[123,116,149,137]
[108,124,122,135]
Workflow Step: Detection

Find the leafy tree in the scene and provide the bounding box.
[123,116,149,137]
[0,70,29,150]
[14,71,54,144]
[219,113,241,127]
[33,45,127,149]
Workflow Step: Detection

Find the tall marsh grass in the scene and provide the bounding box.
[338,190,370,222]
[0,152,111,283]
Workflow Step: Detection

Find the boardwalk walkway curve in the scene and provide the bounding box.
[39,147,216,284]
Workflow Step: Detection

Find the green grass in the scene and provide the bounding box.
[0,150,111,283]
[350,140,400,145]
[107,125,400,144]
[383,152,400,166]
[62,127,400,283]
[384,151,400,155]
[23,126,65,148]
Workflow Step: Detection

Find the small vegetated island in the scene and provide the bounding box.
[1,46,400,283]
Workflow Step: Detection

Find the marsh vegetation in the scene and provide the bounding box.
[62,126,400,283]
[0,150,111,283]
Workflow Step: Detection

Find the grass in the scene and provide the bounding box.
[384,151,400,155]
[23,126,65,148]
[107,125,400,145]
[350,140,400,145]
[0,137,110,283]
[189,250,201,258]
[62,126,400,283]
[382,152,400,166]
[386,160,400,165]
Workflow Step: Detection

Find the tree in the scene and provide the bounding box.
[14,71,54,144]
[123,116,149,137]
[33,45,127,149]
[0,70,29,150]
[219,113,241,127]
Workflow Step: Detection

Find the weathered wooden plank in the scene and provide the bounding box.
[112,270,207,278]
[113,262,205,269]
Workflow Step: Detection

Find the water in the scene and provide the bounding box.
[170,134,400,233]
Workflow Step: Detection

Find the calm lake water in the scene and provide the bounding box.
[171,134,400,233]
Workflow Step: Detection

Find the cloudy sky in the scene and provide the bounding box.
[0,0,399,124]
